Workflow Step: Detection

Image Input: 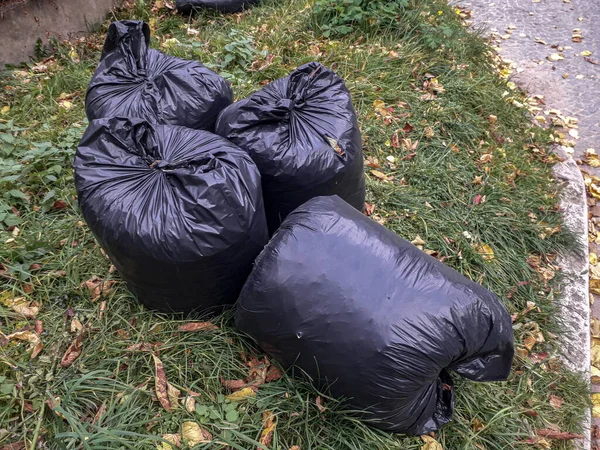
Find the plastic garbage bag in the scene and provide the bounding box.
[215,62,365,233]
[236,195,514,434]
[176,0,257,13]
[86,20,233,131]
[74,117,268,313]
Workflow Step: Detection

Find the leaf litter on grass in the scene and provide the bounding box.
[0,0,590,448]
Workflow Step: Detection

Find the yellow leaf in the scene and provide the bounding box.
[591,253,598,265]
[592,393,600,418]
[1,295,39,318]
[421,435,443,450]
[370,170,388,181]
[71,317,83,333]
[259,411,277,447]
[592,338,600,367]
[225,387,257,402]
[411,235,426,246]
[0,106,10,115]
[182,422,212,447]
[4,330,42,359]
[582,50,592,56]
[471,418,485,431]
[183,396,195,413]
[591,279,600,295]
[161,38,181,49]
[474,243,495,261]
[547,53,564,61]
[590,183,600,199]
[157,433,180,450]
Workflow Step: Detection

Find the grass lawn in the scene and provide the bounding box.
[0,0,590,448]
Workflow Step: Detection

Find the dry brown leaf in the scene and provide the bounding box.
[127,342,161,352]
[265,365,283,383]
[70,317,83,333]
[411,235,426,246]
[34,320,43,335]
[316,396,326,413]
[177,322,218,332]
[182,422,212,447]
[421,435,443,450]
[363,202,375,216]
[259,411,277,448]
[591,279,600,295]
[247,356,269,386]
[220,378,248,391]
[289,447,301,450]
[92,402,108,426]
[536,428,583,440]
[60,330,86,367]
[4,331,43,359]
[152,354,178,411]
[225,387,256,402]
[592,365,600,384]
[81,276,117,301]
[549,395,564,409]
[370,170,388,181]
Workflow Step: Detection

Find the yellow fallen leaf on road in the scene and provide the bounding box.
[225,387,256,402]
[592,339,600,367]
[182,422,212,446]
[547,53,564,62]
[157,433,180,450]
[591,279,600,295]
[474,243,495,261]
[259,411,277,447]
[421,435,443,450]
[591,365,600,384]
[581,50,592,56]
[592,393,600,418]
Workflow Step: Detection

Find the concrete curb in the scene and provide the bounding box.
[552,146,591,449]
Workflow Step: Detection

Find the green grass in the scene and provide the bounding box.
[0,0,589,448]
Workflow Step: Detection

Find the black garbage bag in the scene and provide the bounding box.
[176,0,257,13]
[86,20,233,132]
[74,117,268,313]
[236,195,514,434]
[215,62,365,233]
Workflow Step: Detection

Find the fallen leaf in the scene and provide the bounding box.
[81,276,117,301]
[326,136,344,156]
[259,411,277,448]
[536,428,583,440]
[1,296,39,318]
[474,243,495,261]
[70,317,83,333]
[549,395,564,409]
[315,396,326,413]
[0,106,10,115]
[265,365,283,382]
[34,320,43,335]
[91,402,108,426]
[157,433,181,450]
[4,331,43,359]
[289,447,301,450]
[226,387,256,401]
[591,365,600,384]
[473,194,483,205]
[183,396,196,413]
[471,418,485,431]
[421,435,443,450]
[0,442,25,450]
[547,53,564,62]
[220,378,248,391]
[370,170,389,181]
[153,354,178,411]
[182,422,212,446]
[593,393,600,418]
[60,330,86,367]
[127,342,161,352]
[591,279,600,295]
[177,322,218,332]
[363,202,375,216]
[411,235,426,246]
[591,339,600,367]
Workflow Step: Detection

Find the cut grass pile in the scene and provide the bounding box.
[0,0,589,448]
